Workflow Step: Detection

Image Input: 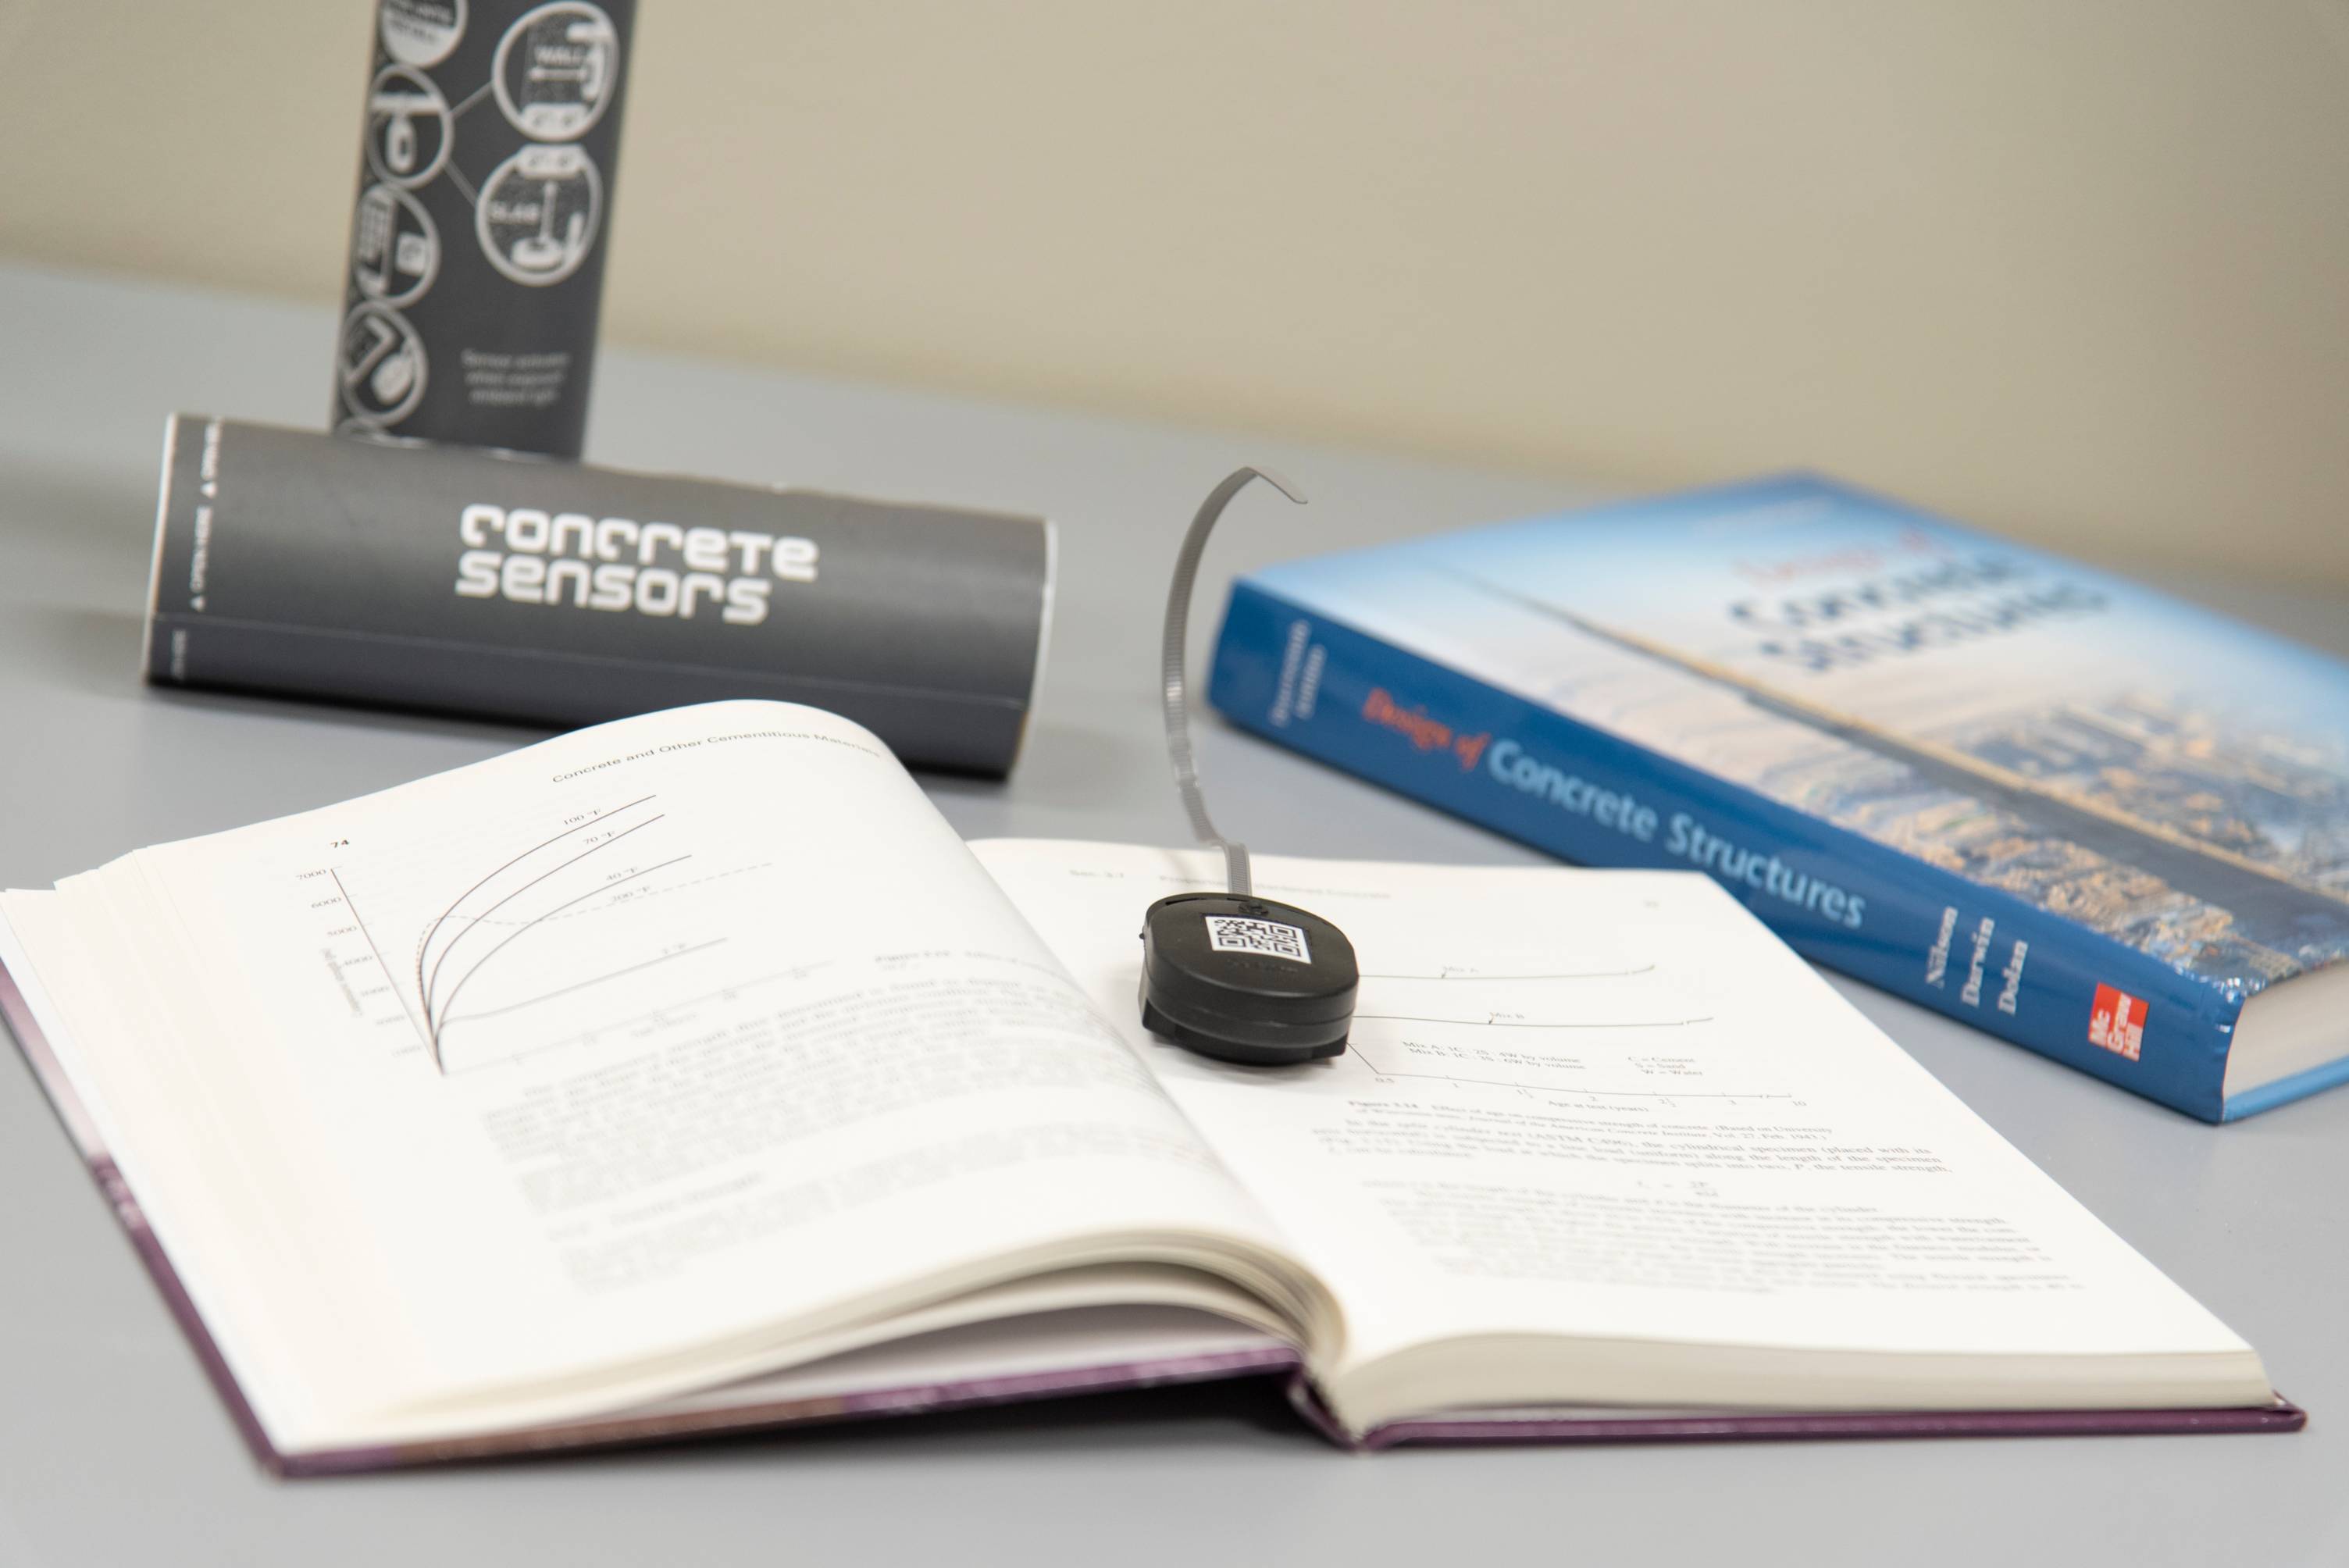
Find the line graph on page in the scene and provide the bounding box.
[298,791,799,1076]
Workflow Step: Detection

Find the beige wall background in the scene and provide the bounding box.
[2,1,2344,581]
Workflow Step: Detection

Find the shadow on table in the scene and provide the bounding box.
[136,679,554,747]
[10,604,148,700]
[922,718,1135,806]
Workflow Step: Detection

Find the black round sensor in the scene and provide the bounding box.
[1140,893,1357,1066]
[1139,466,1357,1068]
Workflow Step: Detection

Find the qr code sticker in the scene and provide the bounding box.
[1204,914,1311,964]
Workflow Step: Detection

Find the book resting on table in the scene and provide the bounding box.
[1211,474,2349,1122]
[0,701,2298,1471]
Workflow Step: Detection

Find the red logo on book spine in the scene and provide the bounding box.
[2088,984,2147,1061]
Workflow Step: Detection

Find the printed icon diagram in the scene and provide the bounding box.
[365,66,454,187]
[476,144,601,285]
[352,184,441,308]
[379,0,467,67]
[341,0,617,434]
[339,304,429,426]
[493,3,621,141]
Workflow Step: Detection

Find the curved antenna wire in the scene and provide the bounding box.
[1160,465,1307,897]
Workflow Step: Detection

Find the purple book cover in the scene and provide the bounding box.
[0,956,2304,1474]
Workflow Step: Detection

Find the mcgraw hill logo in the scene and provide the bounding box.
[2088,982,2147,1061]
[1360,687,1489,772]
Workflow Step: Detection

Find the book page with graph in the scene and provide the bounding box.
[0,704,1306,1454]
[973,842,2269,1426]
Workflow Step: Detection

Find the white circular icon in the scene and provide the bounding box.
[492,2,621,141]
[380,0,467,67]
[351,183,441,308]
[338,304,429,426]
[364,66,453,188]
[476,143,602,286]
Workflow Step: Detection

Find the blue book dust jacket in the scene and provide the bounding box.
[1209,475,2349,1121]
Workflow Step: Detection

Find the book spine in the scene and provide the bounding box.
[1210,582,2243,1121]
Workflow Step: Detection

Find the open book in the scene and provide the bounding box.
[0,701,2297,1473]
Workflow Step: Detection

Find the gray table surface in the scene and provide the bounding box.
[2,261,2343,1567]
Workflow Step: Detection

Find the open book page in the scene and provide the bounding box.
[0,704,1314,1455]
[971,841,2271,1431]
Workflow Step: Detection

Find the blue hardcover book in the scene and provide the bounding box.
[1210,474,2349,1121]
